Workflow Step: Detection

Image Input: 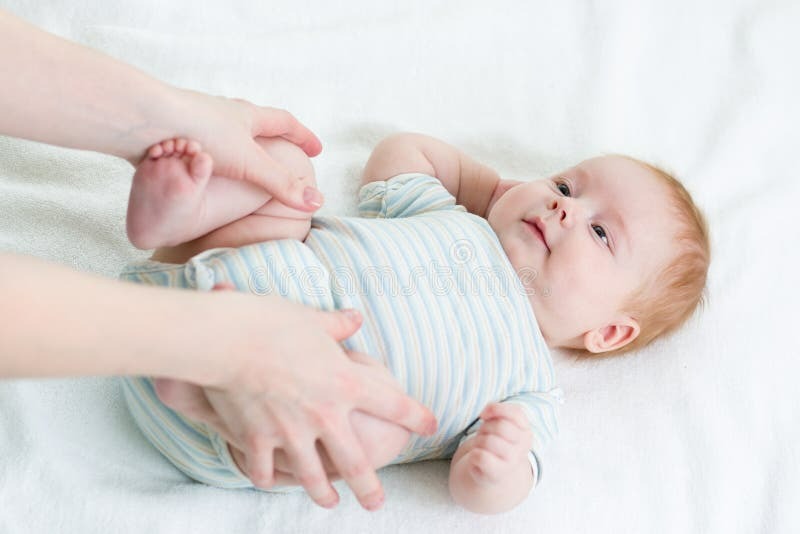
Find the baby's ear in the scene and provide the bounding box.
[582,318,640,353]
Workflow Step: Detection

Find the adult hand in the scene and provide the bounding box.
[0,10,324,212]
[0,257,435,511]
[155,89,325,211]
[0,10,433,510]
[227,349,413,491]
[152,284,436,511]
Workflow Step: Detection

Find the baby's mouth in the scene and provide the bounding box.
[523,217,550,253]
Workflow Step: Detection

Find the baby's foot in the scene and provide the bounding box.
[127,138,214,249]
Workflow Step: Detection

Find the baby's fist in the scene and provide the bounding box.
[465,403,532,485]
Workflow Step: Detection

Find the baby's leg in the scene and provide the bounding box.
[206,136,318,243]
[127,138,271,249]
[149,138,317,264]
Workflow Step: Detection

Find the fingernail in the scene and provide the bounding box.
[303,186,323,208]
[425,418,438,435]
[365,495,384,511]
[342,308,362,324]
[320,489,340,509]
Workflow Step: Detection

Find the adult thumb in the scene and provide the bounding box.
[317,308,363,342]
[243,140,323,212]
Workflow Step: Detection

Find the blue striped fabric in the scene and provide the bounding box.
[119,173,561,490]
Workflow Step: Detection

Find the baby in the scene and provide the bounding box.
[120,133,710,514]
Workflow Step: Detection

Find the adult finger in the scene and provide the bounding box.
[271,467,302,487]
[241,142,323,212]
[314,308,363,342]
[202,388,269,468]
[282,435,340,508]
[250,107,323,157]
[205,389,279,489]
[274,442,340,479]
[319,426,384,511]
[232,444,299,488]
[242,434,278,490]
[350,363,438,437]
[344,349,386,369]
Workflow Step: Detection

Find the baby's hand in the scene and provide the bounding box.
[463,403,532,486]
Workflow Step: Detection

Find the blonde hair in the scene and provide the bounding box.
[586,157,711,357]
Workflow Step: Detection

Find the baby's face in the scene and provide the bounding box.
[486,155,676,352]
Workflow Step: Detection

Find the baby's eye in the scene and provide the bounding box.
[556,181,571,196]
[592,224,609,247]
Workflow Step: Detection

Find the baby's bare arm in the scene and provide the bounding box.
[361,133,502,217]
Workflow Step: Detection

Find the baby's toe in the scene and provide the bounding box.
[185,140,201,156]
[174,138,187,154]
[147,144,164,159]
[162,139,175,156]
[189,152,213,182]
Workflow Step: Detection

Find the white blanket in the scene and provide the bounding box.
[1,1,798,532]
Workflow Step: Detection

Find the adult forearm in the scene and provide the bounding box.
[0,9,179,162]
[0,253,227,384]
[448,439,534,514]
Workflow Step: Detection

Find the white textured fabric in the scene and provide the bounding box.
[0,1,798,533]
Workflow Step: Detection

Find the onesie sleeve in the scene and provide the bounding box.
[458,388,564,488]
[357,173,467,219]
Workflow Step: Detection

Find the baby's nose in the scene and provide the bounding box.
[548,197,574,228]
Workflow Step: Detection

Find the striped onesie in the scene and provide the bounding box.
[120,173,562,491]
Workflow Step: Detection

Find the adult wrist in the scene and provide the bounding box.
[112,81,185,164]
[149,288,253,386]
